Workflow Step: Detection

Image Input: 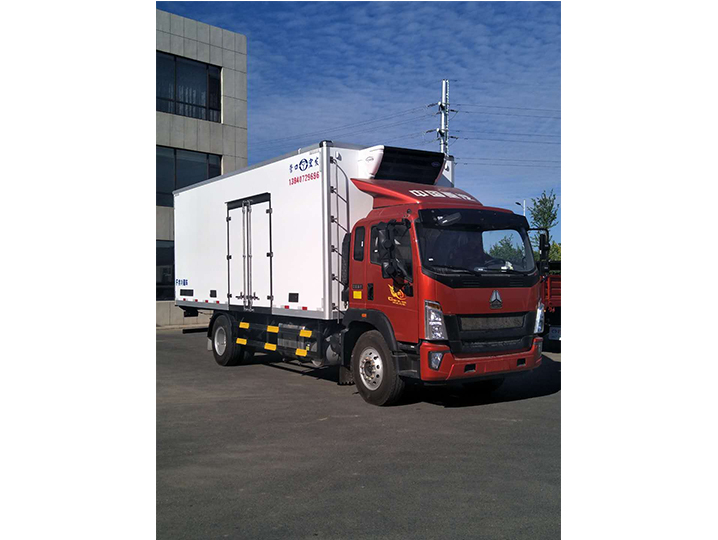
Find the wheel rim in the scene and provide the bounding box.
[214,326,227,356]
[358,347,383,391]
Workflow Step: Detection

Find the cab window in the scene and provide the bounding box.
[353,227,365,261]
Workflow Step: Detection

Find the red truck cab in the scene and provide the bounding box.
[342,179,546,404]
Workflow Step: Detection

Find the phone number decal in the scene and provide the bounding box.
[289,170,320,185]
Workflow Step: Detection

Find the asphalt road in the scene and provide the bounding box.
[157,330,560,539]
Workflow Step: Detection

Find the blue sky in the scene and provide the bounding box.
[158,1,561,242]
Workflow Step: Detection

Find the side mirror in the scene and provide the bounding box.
[376,228,392,260]
[381,260,396,278]
[539,231,548,256]
[538,231,550,275]
[382,261,413,295]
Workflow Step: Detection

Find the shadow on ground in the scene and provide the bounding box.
[543,339,561,353]
[404,355,561,408]
[227,350,561,408]
[226,351,342,383]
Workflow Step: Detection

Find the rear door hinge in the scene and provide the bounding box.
[227,255,232,260]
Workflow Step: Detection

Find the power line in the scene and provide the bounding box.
[457,136,561,145]
[455,162,560,170]
[457,110,561,119]
[249,105,433,147]
[458,157,561,163]
[249,111,434,150]
[383,130,433,143]
[248,113,434,151]
[454,129,560,138]
[454,103,561,113]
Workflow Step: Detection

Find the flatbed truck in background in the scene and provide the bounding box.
[174,141,550,406]
[543,261,561,343]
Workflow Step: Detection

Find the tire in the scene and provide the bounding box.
[464,377,505,393]
[351,330,405,406]
[211,314,253,366]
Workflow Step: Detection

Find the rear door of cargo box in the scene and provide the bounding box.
[227,193,272,311]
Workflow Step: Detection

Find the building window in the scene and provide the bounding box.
[156,51,221,122]
[157,240,175,301]
[157,146,222,207]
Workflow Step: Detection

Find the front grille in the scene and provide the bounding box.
[445,312,535,355]
[459,336,533,355]
[459,314,525,331]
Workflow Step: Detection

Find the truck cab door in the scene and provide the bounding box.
[348,225,367,309]
[364,220,419,343]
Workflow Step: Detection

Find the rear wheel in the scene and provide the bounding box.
[352,330,405,406]
[211,314,253,366]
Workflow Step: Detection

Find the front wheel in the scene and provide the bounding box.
[351,330,405,406]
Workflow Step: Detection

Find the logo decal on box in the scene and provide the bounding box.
[289,157,321,185]
[289,157,319,173]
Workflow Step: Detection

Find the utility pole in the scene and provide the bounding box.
[438,79,449,156]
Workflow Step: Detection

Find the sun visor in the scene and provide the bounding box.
[357,145,446,185]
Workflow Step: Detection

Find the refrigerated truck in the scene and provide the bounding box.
[174,141,549,406]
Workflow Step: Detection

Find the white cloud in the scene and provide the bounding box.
[161,1,561,239]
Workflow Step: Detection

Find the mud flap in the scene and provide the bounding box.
[393,352,420,379]
[338,364,355,385]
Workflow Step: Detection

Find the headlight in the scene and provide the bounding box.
[534,300,545,334]
[425,301,448,340]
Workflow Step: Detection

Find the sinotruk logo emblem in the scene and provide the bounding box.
[490,290,503,310]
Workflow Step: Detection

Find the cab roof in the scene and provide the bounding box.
[351,178,513,215]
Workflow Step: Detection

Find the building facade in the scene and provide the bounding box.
[156,9,248,326]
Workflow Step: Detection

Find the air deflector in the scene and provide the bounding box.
[372,146,446,185]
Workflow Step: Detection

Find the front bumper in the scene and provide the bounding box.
[419,337,543,382]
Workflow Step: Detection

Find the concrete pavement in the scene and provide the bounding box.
[157,329,560,539]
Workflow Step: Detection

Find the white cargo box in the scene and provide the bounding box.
[174,141,453,320]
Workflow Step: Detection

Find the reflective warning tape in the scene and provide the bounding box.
[237,321,314,339]
[235,336,313,359]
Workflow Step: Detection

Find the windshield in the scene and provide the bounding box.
[415,208,536,274]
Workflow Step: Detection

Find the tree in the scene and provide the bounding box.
[528,189,560,246]
[489,235,525,264]
[549,241,561,261]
